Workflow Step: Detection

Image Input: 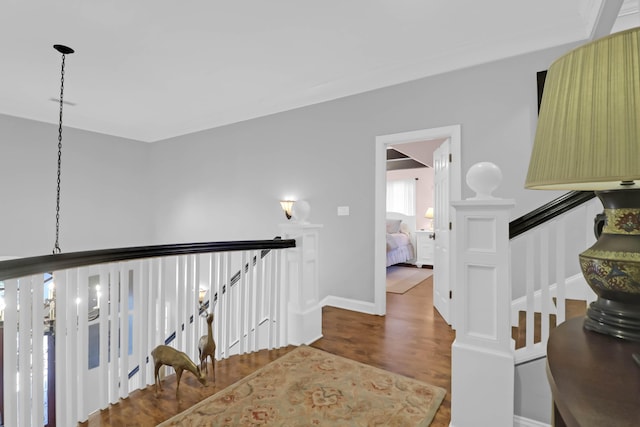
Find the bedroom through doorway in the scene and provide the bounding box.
[375,125,461,323]
[385,142,436,295]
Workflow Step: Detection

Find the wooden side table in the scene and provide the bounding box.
[546,317,640,427]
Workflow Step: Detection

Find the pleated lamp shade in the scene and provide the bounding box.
[525,27,640,190]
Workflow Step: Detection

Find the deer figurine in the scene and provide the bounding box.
[198,311,216,381]
[151,344,206,398]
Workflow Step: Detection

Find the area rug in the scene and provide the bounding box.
[157,345,445,426]
[386,266,433,294]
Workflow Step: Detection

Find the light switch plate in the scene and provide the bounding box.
[337,206,350,216]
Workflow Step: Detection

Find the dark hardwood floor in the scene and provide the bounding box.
[79,276,454,426]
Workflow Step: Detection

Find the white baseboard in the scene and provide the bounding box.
[513,415,550,427]
[320,295,378,315]
[450,410,551,425]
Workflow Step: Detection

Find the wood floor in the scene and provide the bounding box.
[78,276,454,426]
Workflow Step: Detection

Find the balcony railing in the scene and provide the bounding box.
[0,238,296,427]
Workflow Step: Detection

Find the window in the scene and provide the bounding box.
[386,179,416,216]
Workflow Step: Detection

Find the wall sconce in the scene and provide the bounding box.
[199,288,208,304]
[280,200,295,220]
[424,207,434,231]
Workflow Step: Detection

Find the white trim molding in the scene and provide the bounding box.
[514,415,551,427]
[320,295,378,315]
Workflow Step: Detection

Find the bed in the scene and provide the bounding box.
[386,212,416,267]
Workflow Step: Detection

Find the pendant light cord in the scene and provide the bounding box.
[53,45,74,254]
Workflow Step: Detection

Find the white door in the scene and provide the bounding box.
[433,139,451,324]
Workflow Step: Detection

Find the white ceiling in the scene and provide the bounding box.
[0,1,636,143]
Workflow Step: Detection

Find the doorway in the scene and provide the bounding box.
[374,125,462,320]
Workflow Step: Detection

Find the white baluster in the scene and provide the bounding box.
[18,276,31,426]
[224,252,233,357]
[4,279,18,427]
[148,258,161,383]
[77,267,89,421]
[254,250,263,350]
[55,270,70,425]
[176,256,186,352]
[119,263,129,399]
[32,275,44,427]
[136,259,148,388]
[267,250,277,349]
[98,265,109,408]
[525,236,535,349]
[108,265,118,404]
[555,218,566,325]
[540,226,550,346]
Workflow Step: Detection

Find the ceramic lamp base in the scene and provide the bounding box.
[579,188,640,342]
[584,299,640,341]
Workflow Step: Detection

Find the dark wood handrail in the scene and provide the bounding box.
[509,191,597,239]
[0,238,296,281]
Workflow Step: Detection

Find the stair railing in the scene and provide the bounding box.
[0,238,296,427]
[509,193,600,363]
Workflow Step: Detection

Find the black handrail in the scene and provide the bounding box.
[0,238,296,281]
[509,191,597,239]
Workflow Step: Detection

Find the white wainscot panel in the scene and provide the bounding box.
[467,217,497,252]
[466,264,498,340]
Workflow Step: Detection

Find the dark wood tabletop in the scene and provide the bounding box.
[546,317,640,427]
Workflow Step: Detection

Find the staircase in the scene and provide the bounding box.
[508,192,601,364]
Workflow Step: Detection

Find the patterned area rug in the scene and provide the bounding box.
[386,266,434,294]
[158,345,446,426]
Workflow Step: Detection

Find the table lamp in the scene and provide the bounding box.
[424,207,434,231]
[526,27,640,342]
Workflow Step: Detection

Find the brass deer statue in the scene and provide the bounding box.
[151,344,206,398]
[198,311,216,381]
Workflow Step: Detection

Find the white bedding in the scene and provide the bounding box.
[386,232,415,267]
[385,213,416,267]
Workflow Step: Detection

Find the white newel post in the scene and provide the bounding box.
[450,162,515,427]
[278,221,323,346]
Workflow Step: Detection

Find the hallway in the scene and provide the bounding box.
[80,277,454,426]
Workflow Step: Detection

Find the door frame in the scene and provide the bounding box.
[374,125,461,315]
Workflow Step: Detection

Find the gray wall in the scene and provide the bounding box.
[148,42,577,304]
[2,41,579,300]
[0,115,153,257]
[515,358,552,424]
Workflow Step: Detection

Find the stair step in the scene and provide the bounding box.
[511,299,588,350]
[560,298,588,320]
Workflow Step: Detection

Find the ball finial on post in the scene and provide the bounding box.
[466,162,502,200]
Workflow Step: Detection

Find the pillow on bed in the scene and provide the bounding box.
[386,219,402,233]
[399,222,410,235]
